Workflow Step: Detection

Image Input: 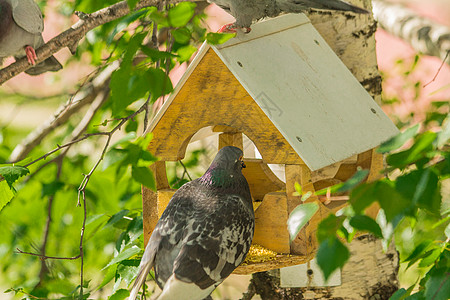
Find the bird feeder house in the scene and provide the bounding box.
[142,14,399,275]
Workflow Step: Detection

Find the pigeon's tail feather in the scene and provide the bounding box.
[25,55,62,75]
[277,0,369,14]
[129,241,158,300]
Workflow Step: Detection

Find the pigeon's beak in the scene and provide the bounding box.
[239,156,246,168]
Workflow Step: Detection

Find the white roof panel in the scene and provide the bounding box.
[213,14,399,170]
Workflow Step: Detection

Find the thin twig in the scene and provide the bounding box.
[0,0,203,84]
[15,248,81,260]
[423,50,450,88]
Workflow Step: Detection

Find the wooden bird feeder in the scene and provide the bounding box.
[142,14,399,275]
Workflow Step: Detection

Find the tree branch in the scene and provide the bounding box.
[373,0,450,65]
[7,61,118,163]
[0,0,202,85]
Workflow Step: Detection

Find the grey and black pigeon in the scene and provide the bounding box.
[0,0,62,75]
[208,0,369,32]
[129,146,254,300]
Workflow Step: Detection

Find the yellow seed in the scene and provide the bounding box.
[241,244,278,265]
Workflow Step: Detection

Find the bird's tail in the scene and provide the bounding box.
[129,241,157,300]
[278,0,369,15]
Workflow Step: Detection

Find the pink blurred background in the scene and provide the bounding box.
[2,0,449,125]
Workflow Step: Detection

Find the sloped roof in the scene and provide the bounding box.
[149,13,398,171]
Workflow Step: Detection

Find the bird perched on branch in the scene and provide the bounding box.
[0,0,62,75]
[129,146,254,300]
[208,0,369,33]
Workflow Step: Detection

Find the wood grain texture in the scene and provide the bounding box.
[234,254,313,275]
[218,132,243,150]
[147,48,304,165]
[253,192,290,253]
[242,158,284,201]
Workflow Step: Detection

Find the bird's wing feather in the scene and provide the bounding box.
[128,231,161,300]
[172,194,254,288]
[12,0,44,34]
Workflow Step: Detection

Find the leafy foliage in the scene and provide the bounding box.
[300,116,450,298]
[0,1,235,299]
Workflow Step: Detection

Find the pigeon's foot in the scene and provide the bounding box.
[218,23,251,34]
[25,46,37,65]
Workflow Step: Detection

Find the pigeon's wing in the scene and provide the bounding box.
[169,194,254,292]
[128,230,161,300]
[129,182,196,299]
[12,0,44,34]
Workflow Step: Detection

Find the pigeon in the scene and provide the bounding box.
[129,146,254,300]
[208,0,369,33]
[0,0,62,75]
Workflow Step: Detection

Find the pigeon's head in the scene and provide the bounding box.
[209,146,246,172]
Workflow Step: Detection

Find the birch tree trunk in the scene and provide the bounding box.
[247,1,400,298]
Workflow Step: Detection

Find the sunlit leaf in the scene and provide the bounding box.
[206,32,235,44]
[0,165,30,189]
[117,259,140,285]
[287,202,319,242]
[109,288,129,300]
[168,2,196,27]
[316,237,349,281]
[437,117,450,148]
[103,245,141,270]
[177,45,197,62]
[172,27,192,44]
[0,180,14,212]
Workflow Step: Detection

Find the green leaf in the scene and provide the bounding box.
[109,288,129,300]
[445,222,450,239]
[117,259,140,285]
[424,267,450,300]
[132,166,156,190]
[437,116,450,148]
[146,67,173,101]
[287,202,319,242]
[387,132,437,168]
[337,169,369,192]
[317,214,345,243]
[375,180,412,222]
[403,240,433,267]
[172,27,192,44]
[418,248,442,268]
[316,237,350,281]
[390,288,407,300]
[98,264,117,291]
[396,169,441,214]
[105,210,130,228]
[378,124,419,153]
[206,32,235,45]
[177,45,197,62]
[349,182,377,214]
[0,165,30,188]
[103,149,128,170]
[140,46,176,62]
[168,2,196,27]
[103,245,141,270]
[0,180,14,212]
[349,215,383,238]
